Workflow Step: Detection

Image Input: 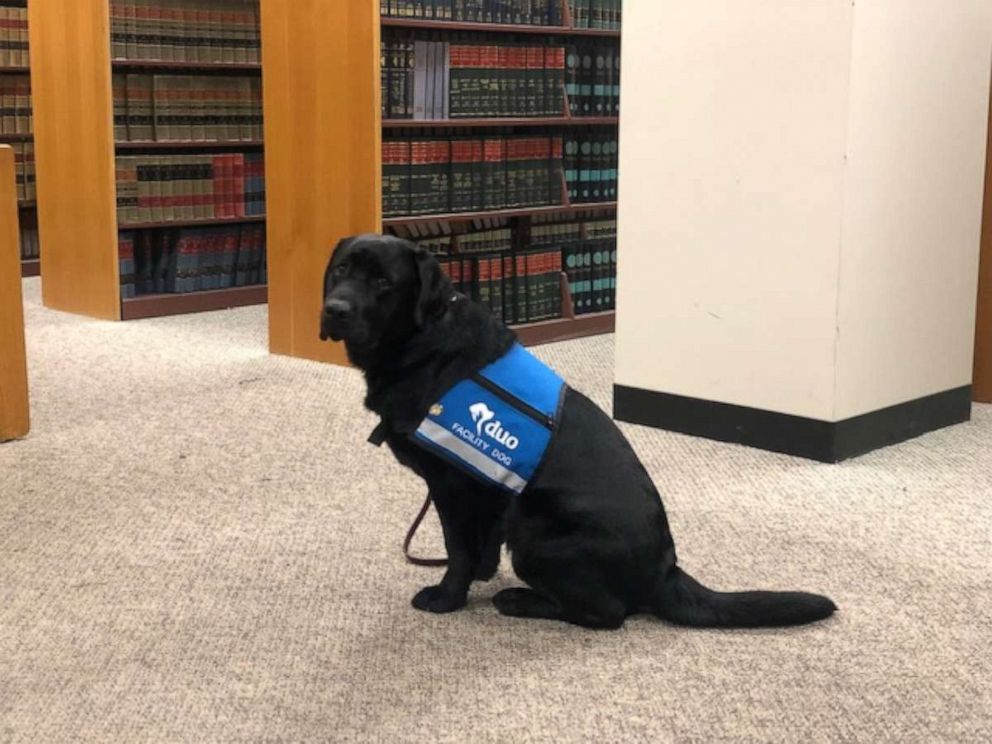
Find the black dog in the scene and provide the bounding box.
[320,234,836,630]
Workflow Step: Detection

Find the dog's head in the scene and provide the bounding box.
[319,234,453,360]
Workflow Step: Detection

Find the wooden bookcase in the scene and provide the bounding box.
[28,0,268,321]
[0,1,38,278]
[261,0,620,366]
[0,145,29,441]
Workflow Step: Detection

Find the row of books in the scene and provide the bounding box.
[115,152,265,225]
[431,237,617,320]
[0,4,28,68]
[0,74,30,135]
[531,216,615,245]
[568,0,622,31]
[562,236,616,314]
[118,224,266,298]
[382,1,563,26]
[382,39,566,119]
[564,132,618,203]
[112,74,263,142]
[438,249,564,324]
[13,140,34,202]
[110,0,261,64]
[565,42,620,117]
[383,135,563,217]
[19,224,38,261]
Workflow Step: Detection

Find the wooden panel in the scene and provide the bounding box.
[261,0,381,365]
[974,88,992,402]
[0,146,29,441]
[121,285,268,320]
[29,0,120,320]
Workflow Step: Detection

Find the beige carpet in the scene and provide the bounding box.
[1,277,990,743]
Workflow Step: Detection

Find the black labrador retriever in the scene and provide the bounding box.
[320,234,836,630]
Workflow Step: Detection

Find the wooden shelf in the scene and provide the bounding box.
[20,258,40,278]
[18,200,36,209]
[383,202,617,226]
[383,117,618,129]
[0,133,32,142]
[0,66,31,74]
[514,311,615,346]
[111,60,261,72]
[2,146,30,440]
[116,140,264,151]
[119,215,265,230]
[381,18,620,37]
[121,284,267,320]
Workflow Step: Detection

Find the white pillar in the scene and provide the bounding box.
[613,1,992,460]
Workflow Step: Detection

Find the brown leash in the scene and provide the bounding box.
[403,495,448,567]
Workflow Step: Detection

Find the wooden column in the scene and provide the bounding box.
[28,0,120,320]
[0,145,29,441]
[261,0,381,365]
[974,88,992,402]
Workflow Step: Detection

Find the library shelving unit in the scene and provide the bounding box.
[0,1,38,278]
[261,0,620,366]
[1,144,29,441]
[28,0,267,321]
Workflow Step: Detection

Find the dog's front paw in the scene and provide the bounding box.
[411,585,467,614]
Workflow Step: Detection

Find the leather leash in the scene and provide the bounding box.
[403,494,448,567]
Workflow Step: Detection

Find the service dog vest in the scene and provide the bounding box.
[371,343,565,495]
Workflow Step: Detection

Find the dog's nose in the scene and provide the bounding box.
[325,298,352,321]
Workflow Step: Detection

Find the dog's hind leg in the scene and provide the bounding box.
[494,554,627,629]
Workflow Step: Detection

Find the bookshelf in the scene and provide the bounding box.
[0,1,38,278]
[261,0,620,366]
[0,145,29,441]
[28,0,268,320]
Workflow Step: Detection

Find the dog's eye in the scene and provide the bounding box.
[334,265,348,278]
[375,277,392,291]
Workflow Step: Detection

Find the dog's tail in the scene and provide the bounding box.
[649,567,836,628]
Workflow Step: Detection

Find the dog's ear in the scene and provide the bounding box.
[413,246,451,327]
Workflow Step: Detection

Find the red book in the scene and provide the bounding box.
[232,154,246,218]
[215,154,230,219]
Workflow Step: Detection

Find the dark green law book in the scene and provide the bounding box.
[380,41,389,119]
[604,134,615,201]
[612,45,621,115]
[491,254,505,322]
[563,135,579,203]
[608,237,618,310]
[589,137,603,202]
[581,241,594,314]
[502,252,516,325]
[577,138,592,203]
[403,41,416,118]
[482,138,506,210]
[579,44,594,115]
[565,45,580,115]
[601,46,614,116]
[529,0,543,25]
[437,0,454,19]
[593,44,609,115]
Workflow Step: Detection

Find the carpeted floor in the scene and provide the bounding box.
[1,277,990,743]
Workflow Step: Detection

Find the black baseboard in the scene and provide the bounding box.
[613,385,972,462]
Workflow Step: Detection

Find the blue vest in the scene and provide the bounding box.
[393,344,565,495]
